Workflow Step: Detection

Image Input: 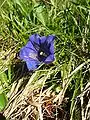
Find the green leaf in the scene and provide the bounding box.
[34,4,46,26]
[0,93,7,111]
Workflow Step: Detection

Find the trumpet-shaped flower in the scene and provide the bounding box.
[19,34,55,70]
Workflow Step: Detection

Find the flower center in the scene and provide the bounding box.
[39,51,47,57]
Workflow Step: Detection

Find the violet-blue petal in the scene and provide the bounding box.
[25,41,37,52]
[29,34,40,45]
[47,35,55,44]
[40,36,47,44]
[44,54,55,64]
[19,47,37,61]
[26,60,40,70]
[19,47,29,61]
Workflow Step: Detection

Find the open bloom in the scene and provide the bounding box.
[19,34,55,70]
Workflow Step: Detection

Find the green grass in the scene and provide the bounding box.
[0,0,90,119]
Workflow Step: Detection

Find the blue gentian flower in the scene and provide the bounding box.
[19,34,55,70]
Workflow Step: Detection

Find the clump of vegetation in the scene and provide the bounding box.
[0,0,90,120]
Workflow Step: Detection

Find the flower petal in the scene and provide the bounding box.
[25,41,37,52]
[40,36,47,44]
[47,35,55,44]
[29,34,40,45]
[19,47,37,61]
[26,60,40,70]
[44,54,55,64]
[29,34,41,51]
